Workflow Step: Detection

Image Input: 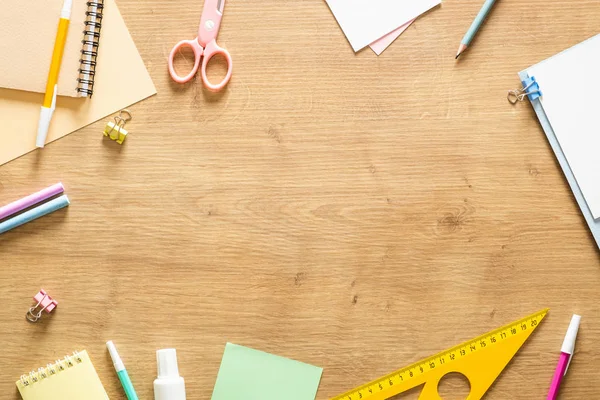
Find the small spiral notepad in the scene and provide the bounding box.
[16,350,108,400]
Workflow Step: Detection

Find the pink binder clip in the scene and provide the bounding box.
[26,289,57,323]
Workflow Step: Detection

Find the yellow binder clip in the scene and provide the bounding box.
[104,110,132,144]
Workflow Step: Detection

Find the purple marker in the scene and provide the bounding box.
[0,183,65,221]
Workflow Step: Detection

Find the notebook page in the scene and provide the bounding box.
[16,351,108,400]
[527,34,600,220]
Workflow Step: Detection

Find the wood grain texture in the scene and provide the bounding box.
[1,0,600,398]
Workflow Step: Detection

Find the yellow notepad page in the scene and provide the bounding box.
[16,350,108,400]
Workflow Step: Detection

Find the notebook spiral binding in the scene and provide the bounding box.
[19,352,83,387]
[78,1,105,97]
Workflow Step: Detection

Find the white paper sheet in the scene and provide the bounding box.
[325,0,440,52]
[527,34,600,220]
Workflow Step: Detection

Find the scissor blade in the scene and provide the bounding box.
[217,0,225,14]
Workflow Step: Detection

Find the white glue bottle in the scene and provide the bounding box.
[154,349,186,400]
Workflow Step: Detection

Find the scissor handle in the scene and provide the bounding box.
[201,40,233,92]
[168,39,204,84]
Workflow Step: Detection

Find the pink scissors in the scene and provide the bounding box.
[168,0,232,91]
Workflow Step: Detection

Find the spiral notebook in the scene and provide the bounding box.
[0,0,156,166]
[16,350,108,400]
[0,0,105,97]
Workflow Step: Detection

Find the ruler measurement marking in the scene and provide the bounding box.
[335,310,547,400]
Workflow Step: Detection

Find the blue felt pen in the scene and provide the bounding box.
[107,341,139,400]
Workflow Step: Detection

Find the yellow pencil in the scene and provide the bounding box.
[36,0,73,148]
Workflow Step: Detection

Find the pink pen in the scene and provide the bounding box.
[0,183,64,221]
[547,314,581,400]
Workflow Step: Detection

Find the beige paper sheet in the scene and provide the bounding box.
[0,0,92,96]
[0,0,156,166]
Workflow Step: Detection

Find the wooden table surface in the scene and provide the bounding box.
[1,0,599,398]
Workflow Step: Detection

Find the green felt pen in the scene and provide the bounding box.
[107,341,139,400]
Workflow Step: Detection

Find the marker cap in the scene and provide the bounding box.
[106,340,125,372]
[561,314,581,355]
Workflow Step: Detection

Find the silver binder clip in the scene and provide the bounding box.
[508,76,542,104]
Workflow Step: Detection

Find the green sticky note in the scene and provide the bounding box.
[211,343,323,400]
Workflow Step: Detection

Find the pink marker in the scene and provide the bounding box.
[0,183,64,221]
[547,314,581,400]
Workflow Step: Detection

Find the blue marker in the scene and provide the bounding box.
[107,341,139,400]
[0,194,69,235]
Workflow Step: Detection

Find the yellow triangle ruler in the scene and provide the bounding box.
[331,309,548,400]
